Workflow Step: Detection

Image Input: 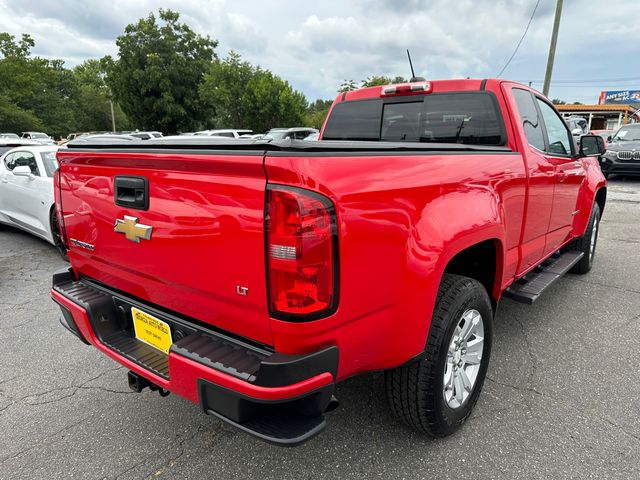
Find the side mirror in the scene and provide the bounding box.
[571,128,583,136]
[579,134,605,157]
[12,165,35,179]
[607,135,613,142]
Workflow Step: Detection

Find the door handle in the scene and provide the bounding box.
[557,172,567,182]
[539,164,555,173]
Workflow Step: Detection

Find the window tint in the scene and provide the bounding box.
[420,93,504,145]
[536,99,572,156]
[322,99,382,141]
[381,101,422,141]
[41,151,59,177]
[6,151,40,175]
[512,88,545,151]
[324,93,505,145]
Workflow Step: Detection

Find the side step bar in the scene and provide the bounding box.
[504,251,584,304]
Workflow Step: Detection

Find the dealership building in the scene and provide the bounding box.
[556,89,640,131]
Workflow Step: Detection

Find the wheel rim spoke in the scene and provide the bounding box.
[442,308,485,409]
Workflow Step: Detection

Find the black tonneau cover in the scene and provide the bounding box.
[64,137,513,154]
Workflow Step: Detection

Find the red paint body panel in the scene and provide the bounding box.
[264,152,525,377]
[56,151,272,346]
[54,78,606,398]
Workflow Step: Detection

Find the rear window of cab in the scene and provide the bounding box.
[323,91,506,146]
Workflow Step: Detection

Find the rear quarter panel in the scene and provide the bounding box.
[265,151,526,379]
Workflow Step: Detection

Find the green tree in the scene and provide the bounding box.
[338,79,357,93]
[305,99,333,129]
[240,70,308,132]
[552,98,567,105]
[105,9,217,133]
[200,51,308,133]
[361,75,407,87]
[0,32,78,138]
[199,51,255,128]
[0,96,43,132]
[73,59,129,132]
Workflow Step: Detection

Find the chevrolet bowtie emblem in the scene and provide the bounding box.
[114,216,153,243]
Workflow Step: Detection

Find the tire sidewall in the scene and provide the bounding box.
[587,204,600,269]
[432,282,493,430]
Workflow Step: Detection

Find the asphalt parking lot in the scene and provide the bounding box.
[1,177,639,480]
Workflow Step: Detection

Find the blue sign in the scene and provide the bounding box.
[599,90,640,104]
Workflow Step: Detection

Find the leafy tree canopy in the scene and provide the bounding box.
[200,51,309,133]
[105,9,217,133]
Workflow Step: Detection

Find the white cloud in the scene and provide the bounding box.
[0,0,639,102]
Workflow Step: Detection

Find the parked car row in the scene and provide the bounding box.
[189,127,319,140]
[1,132,55,144]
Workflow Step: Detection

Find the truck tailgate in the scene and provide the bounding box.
[56,149,272,345]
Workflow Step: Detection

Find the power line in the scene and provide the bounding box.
[516,76,640,84]
[496,0,541,78]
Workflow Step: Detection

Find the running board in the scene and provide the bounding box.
[504,251,584,304]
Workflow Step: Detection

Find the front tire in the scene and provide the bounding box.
[385,274,493,437]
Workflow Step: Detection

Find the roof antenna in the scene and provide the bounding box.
[406,49,425,82]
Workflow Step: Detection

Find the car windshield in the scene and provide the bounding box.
[613,126,640,141]
[33,133,49,139]
[40,151,58,177]
[264,131,287,140]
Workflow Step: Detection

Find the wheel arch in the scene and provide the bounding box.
[440,237,503,310]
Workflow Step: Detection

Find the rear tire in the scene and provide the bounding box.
[385,274,493,437]
[567,203,600,274]
[50,208,68,261]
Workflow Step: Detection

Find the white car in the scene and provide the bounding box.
[194,129,253,138]
[0,145,66,257]
[20,131,56,145]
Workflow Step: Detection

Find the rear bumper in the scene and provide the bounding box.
[51,267,338,445]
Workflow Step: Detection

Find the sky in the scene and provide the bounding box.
[1,0,639,103]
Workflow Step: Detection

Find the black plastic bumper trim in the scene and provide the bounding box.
[199,379,333,446]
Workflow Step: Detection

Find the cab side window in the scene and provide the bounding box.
[536,99,573,156]
[7,151,40,176]
[512,88,545,151]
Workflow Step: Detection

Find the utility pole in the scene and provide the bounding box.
[543,0,563,97]
[109,99,116,132]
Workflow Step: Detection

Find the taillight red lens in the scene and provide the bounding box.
[266,186,338,318]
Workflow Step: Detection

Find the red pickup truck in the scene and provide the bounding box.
[51,79,607,445]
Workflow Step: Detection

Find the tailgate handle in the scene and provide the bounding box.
[114,176,149,210]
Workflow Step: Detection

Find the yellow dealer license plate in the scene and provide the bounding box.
[132,307,173,354]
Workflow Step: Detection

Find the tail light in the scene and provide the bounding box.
[53,169,68,249]
[266,185,339,319]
